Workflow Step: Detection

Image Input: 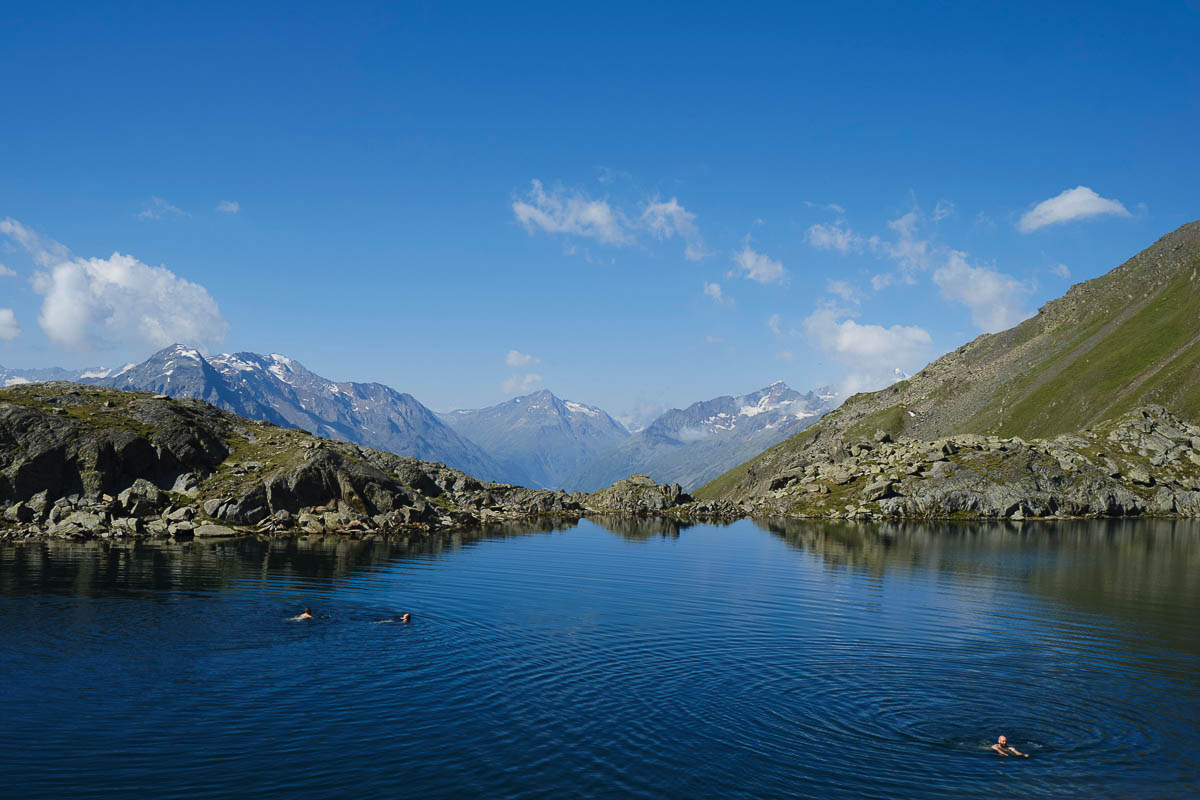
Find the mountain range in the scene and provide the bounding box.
[2,346,842,493]
[570,381,839,491]
[699,219,1200,502]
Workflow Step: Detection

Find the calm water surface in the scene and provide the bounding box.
[1,518,1198,799]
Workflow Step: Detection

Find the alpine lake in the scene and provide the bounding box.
[1,517,1197,799]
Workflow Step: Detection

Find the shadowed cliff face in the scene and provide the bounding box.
[701,220,1200,503]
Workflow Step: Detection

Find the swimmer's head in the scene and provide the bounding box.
[998,736,1007,746]
[400,612,411,623]
[304,608,312,615]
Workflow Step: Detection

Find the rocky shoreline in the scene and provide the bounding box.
[0,384,738,543]
[735,405,1200,521]
[5,384,1200,544]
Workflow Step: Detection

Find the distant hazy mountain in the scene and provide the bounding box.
[1,363,128,386]
[439,389,630,489]
[87,344,501,480]
[570,381,839,491]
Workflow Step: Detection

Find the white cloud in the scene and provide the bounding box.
[137,197,188,221]
[803,306,932,396]
[641,197,705,260]
[804,307,932,362]
[871,273,895,291]
[766,313,783,336]
[932,251,1032,333]
[826,279,859,303]
[2,219,228,351]
[733,245,787,284]
[775,350,794,361]
[216,200,240,214]
[1018,186,1131,233]
[501,373,543,394]
[505,349,540,367]
[0,264,14,277]
[932,199,955,222]
[804,201,846,214]
[704,281,733,306]
[806,221,862,254]
[0,309,18,341]
[1051,263,1071,279]
[513,179,631,245]
[0,218,71,266]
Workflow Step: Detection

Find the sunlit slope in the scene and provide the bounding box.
[699,220,1200,501]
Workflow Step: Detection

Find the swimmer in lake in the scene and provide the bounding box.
[377,612,411,623]
[296,608,314,620]
[990,735,1028,757]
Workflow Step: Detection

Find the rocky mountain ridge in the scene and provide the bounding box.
[701,220,1200,502]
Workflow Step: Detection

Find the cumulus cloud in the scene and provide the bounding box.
[0,309,18,341]
[216,200,240,214]
[642,197,705,260]
[733,245,787,284]
[806,221,862,254]
[804,307,932,362]
[137,197,188,221]
[803,305,931,394]
[513,180,631,245]
[703,281,733,306]
[932,251,1033,333]
[0,264,15,277]
[505,349,540,367]
[1051,263,1071,279]
[1018,186,1130,233]
[501,373,543,394]
[1,219,228,351]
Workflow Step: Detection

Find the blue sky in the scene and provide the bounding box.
[2,1,1197,423]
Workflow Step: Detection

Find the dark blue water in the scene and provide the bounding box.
[1,518,1198,799]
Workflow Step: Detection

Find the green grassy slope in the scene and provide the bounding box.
[699,220,1200,501]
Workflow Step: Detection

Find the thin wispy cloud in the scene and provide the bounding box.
[642,197,705,260]
[137,197,188,221]
[805,204,1032,333]
[505,349,540,367]
[216,200,240,214]
[512,178,705,260]
[826,279,859,304]
[703,281,733,306]
[501,373,543,394]
[1018,186,1130,233]
[1051,263,1071,279]
[806,221,862,254]
[1,218,228,351]
[0,264,15,278]
[733,245,787,284]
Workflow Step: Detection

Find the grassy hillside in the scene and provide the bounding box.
[699,220,1200,501]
